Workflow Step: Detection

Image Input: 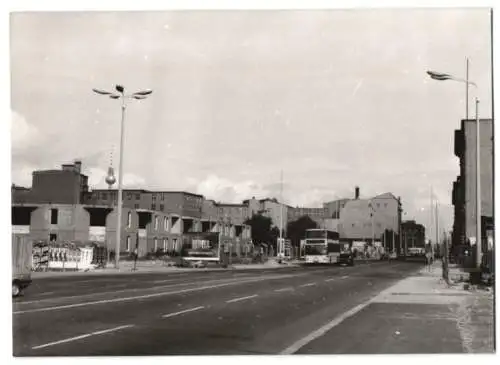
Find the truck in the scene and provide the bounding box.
[12,235,33,297]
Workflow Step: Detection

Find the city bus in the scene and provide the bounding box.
[304,229,354,266]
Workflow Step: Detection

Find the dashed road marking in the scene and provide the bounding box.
[341,275,349,279]
[324,278,336,282]
[226,294,258,303]
[32,324,134,350]
[153,279,179,284]
[162,306,205,318]
[14,275,294,314]
[275,287,294,292]
[299,283,316,288]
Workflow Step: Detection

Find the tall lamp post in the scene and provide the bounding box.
[427,69,481,274]
[92,85,153,269]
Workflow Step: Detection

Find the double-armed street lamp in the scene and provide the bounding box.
[92,85,153,269]
[427,67,481,273]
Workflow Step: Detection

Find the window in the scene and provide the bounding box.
[152,194,157,201]
[126,236,131,252]
[163,238,167,251]
[49,233,57,242]
[50,209,58,224]
[160,204,164,211]
[161,193,165,201]
[154,238,158,251]
[134,204,140,209]
[164,216,168,231]
[384,203,388,208]
[151,204,156,210]
[135,193,141,200]
[127,193,132,200]
[155,216,159,230]
[102,193,108,200]
[127,212,132,228]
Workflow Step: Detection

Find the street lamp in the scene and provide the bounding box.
[427,69,481,273]
[92,85,153,269]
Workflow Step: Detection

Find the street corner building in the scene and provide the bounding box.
[452,118,494,259]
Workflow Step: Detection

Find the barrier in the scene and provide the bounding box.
[32,241,98,271]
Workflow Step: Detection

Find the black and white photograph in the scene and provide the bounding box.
[6,1,497,359]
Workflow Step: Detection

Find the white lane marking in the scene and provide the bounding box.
[162,306,205,318]
[324,278,336,282]
[32,324,134,350]
[15,274,273,306]
[341,275,349,279]
[299,283,316,288]
[275,287,294,292]
[153,279,178,284]
[13,275,292,314]
[226,294,258,303]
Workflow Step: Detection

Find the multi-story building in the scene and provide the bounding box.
[338,190,401,245]
[12,160,252,258]
[12,160,89,205]
[452,118,494,251]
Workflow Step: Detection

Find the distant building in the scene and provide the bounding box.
[338,191,401,245]
[452,118,493,250]
[401,220,426,249]
[12,160,89,205]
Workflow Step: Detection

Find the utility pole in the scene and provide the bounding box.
[435,201,439,259]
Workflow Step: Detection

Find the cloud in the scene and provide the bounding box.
[190,174,268,203]
[11,110,41,154]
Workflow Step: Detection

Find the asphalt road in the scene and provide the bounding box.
[13,260,425,356]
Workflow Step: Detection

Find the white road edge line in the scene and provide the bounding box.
[280,301,370,355]
[162,306,205,318]
[280,266,422,355]
[299,283,316,287]
[226,294,258,303]
[32,324,134,350]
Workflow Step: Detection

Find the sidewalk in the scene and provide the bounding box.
[298,259,494,354]
[31,259,300,279]
[370,260,495,353]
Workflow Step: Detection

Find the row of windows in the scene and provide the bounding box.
[125,237,180,252]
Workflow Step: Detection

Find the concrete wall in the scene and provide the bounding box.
[30,204,90,242]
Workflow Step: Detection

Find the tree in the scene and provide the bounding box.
[245,213,274,246]
[287,215,318,248]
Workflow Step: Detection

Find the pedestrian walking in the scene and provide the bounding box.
[425,249,432,272]
[133,245,138,271]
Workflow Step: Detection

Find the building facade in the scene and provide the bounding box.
[12,160,252,258]
[452,118,493,250]
[338,192,401,243]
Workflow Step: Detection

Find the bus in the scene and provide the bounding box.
[304,229,354,266]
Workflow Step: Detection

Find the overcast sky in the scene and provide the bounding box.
[10,8,492,237]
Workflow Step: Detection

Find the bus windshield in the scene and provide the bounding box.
[305,244,327,255]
